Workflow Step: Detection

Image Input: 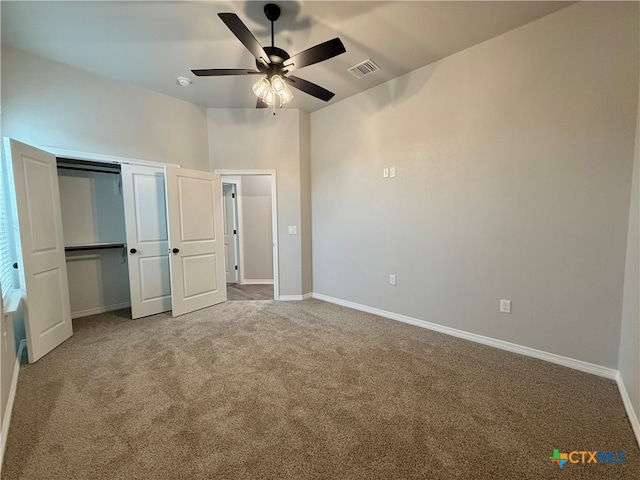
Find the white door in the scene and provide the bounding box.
[3,138,72,362]
[121,165,171,319]
[165,166,226,316]
[223,183,239,284]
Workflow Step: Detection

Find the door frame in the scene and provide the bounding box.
[222,178,243,285]
[39,147,180,169]
[215,170,279,300]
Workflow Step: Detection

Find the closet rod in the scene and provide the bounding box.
[57,165,120,175]
[65,243,126,252]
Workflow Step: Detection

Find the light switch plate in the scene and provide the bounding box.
[383,168,389,178]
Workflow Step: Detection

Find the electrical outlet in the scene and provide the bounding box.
[500,299,511,314]
[288,226,297,235]
[390,166,396,178]
[389,274,396,285]
[383,168,389,178]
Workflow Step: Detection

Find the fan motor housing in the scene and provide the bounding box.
[257,46,290,72]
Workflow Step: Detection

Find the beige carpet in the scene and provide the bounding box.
[2,299,638,479]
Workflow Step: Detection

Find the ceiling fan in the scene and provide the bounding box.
[191,3,346,108]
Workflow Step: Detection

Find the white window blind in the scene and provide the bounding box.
[0,162,17,306]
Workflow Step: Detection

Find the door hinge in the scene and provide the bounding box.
[235,265,238,270]
[233,229,237,235]
[232,193,235,199]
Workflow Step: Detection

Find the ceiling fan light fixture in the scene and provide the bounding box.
[271,74,286,93]
[263,87,276,106]
[278,84,294,105]
[252,77,270,98]
[253,76,294,107]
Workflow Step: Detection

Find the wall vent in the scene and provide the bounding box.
[347,59,380,79]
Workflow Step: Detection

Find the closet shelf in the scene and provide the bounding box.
[64,243,126,252]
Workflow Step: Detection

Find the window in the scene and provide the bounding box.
[0,157,18,307]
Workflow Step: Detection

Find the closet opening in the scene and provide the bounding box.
[57,157,131,319]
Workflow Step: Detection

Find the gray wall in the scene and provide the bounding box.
[241,175,273,282]
[310,2,639,368]
[619,52,640,429]
[207,109,312,297]
[2,46,209,170]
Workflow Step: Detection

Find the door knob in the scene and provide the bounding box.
[129,248,137,254]
[172,248,180,254]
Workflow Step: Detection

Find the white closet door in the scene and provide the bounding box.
[121,164,171,319]
[165,166,226,317]
[3,138,72,362]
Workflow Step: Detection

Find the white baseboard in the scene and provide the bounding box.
[242,279,274,285]
[616,372,640,448]
[1,339,26,472]
[312,293,617,380]
[71,302,131,319]
[278,293,313,301]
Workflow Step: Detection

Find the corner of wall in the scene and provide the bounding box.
[298,111,312,294]
[617,10,640,445]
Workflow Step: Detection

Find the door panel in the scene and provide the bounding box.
[30,269,65,332]
[23,158,58,252]
[178,177,216,241]
[165,166,226,316]
[138,256,171,301]
[121,164,171,319]
[182,253,219,298]
[4,138,72,362]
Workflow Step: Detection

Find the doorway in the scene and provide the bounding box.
[222,181,240,285]
[217,170,278,300]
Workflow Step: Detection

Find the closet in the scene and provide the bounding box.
[3,138,226,363]
[57,159,131,318]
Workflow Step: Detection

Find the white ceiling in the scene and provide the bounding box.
[1,1,573,113]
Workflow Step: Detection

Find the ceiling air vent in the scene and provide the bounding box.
[348,59,380,79]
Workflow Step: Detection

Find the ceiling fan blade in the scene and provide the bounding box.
[282,38,346,72]
[218,13,270,66]
[191,68,262,77]
[285,75,335,102]
[256,97,269,109]
[191,69,262,76]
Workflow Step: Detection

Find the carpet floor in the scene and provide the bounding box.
[2,299,638,479]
